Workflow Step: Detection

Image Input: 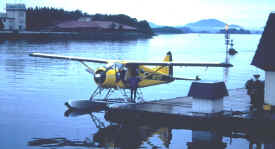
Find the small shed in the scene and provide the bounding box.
[188,81,228,113]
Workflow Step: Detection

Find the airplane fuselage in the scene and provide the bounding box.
[94,64,174,89]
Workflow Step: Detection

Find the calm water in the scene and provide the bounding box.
[0,34,271,149]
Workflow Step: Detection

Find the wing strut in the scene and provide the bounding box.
[79,61,94,74]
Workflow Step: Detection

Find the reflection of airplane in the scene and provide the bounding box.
[66,109,172,149]
[28,126,172,149]
[93,124,172,149]
[30,51,232,103]
[29,109,172,149]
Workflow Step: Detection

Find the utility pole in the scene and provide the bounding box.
[224,24,230,64]
[223,24,230,82]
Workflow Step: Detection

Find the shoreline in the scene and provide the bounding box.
[0,30,153,40]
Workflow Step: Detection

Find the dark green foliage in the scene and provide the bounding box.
[93,14,137,26]
[91,14,152,34]
[136,20,153,34]
[26,7,88,30]
[26,8,152,35]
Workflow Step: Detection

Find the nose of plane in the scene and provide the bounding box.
[94,70,106,85]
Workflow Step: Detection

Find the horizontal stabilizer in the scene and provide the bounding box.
[173,76,201,81]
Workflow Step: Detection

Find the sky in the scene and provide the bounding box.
[1,0,274,28]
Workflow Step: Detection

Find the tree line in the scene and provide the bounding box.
[219,28,251,34]
[92,14,152,34]
[26,7,152,34]
[26,7,88,30]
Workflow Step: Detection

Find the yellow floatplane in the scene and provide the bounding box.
[30,52,232,109]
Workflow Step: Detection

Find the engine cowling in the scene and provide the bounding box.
[94,67,118,88]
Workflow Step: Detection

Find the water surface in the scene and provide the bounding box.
[0,34,270,149]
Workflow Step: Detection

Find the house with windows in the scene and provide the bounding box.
[0,4,26,30]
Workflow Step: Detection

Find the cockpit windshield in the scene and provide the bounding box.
[104,63,125,70]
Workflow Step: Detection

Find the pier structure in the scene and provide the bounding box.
[105,87,275,132]
[103,12,275,136]
[252,12,275,110]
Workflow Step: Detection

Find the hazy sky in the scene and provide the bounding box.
[1,0,274,28]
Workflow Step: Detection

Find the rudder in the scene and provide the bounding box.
[155,51,173,77]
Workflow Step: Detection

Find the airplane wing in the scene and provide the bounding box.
[30,53,110,64]
[30,53,233,67]
[125,61,233,67]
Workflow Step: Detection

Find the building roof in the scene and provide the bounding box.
[56,20,136,31]
[188,81,228,99]
[251,13,275,71]
[6,4,26,10]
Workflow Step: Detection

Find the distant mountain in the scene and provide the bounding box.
[152,26,183,34]
[185,19,226,27]
[183,19,227,33]
[148,22,163,28]
[150,19,260,34]
[246,26,264,34]
[181,19,246,33]
[229,24,243,29]
[177,27,192,33]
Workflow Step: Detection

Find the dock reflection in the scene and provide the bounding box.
[27,109,275,149]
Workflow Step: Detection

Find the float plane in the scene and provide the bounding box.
[30,51,232,108]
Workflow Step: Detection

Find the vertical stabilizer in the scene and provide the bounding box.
[155,51,173,77]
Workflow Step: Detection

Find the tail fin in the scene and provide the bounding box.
[155,51,173,77]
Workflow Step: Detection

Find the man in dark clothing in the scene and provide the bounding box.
[245,75,264,111]
[128,76,140,102]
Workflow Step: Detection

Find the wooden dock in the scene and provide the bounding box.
[105,88,275,134]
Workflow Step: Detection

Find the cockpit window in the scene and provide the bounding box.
[114,62,124,70]
[105,63,114,69]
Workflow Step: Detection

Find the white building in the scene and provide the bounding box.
[0,4,26,30]
[251,12,275,110]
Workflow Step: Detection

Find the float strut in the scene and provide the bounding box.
[89,87,100,101]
